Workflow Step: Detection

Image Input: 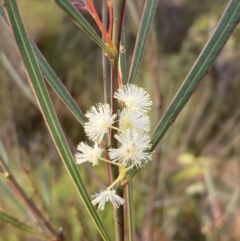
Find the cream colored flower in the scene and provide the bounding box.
[114,84,152,113]
[84,103,116,142]
[92,189,124,211]
[75,142,102,166]
[119,108,150,132]
[109,130,152,168]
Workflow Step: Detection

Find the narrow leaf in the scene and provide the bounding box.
[0,52,37,106]
[127,0,240,180]
[3,1,110,240]
[151,0,240,150]
[0,14,86,126]
[128,0,158,84]
[54,0,114,57]
[0,210,45,237]
[31,43,86,126]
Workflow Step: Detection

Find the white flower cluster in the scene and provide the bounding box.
[75,84,152,211]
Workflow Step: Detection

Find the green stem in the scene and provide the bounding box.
[107,165,126,190]
[119,26,127,85]
[126,180,135,241]
[112,0,126,54]
[99,157,122,167]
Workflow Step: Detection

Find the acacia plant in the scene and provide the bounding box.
[0,0,240,241]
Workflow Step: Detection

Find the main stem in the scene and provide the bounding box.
[110,1,126,241]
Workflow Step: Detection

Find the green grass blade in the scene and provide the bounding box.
[0,51,37,106]
[0,210,45,237]
[54,0,114,57]
[31,43,86,126]
[3,1,110,240]
[128,0,158,84]
[127,0,240,180]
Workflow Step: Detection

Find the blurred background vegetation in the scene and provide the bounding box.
[1,0,240,240]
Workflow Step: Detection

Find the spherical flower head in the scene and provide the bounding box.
[119,108,150,132]
[75,142,102,166]
[92,189,125,211]
[109,130,152,168]
[84,103,116,142]
[114,84,152,113]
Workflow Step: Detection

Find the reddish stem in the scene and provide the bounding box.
[107,0,113,37]
[86,0,115,51]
